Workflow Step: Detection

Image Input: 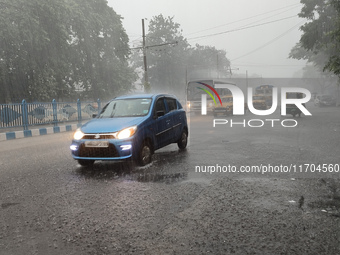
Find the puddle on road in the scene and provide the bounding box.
[75,164,188,184]
[125,172,188,184]
[74,148,190,184]
[1,202,20,209]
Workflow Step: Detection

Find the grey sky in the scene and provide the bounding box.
[108,0,307,78]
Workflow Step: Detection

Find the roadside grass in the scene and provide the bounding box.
[307,178,340,217]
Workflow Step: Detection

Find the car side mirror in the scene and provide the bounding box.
[92,113,97,118]
[155,110,165,118]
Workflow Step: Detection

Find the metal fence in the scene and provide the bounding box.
[0,99,102,131]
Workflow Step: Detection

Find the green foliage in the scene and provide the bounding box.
[290,0,340,76]
[0,0,135,103]
[145,15,190,94]
[131,14,231,95]
[187,44,230,80]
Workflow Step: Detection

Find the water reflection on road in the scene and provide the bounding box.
[75,145,190,184]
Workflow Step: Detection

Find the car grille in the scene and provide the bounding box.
[83,134,115,139]
[79,144,119,158]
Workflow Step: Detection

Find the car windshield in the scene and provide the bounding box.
[222,97,233,103]
[253,96,264,100]
[98,98,152,118]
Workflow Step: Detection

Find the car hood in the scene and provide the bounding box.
[80,117,147,133]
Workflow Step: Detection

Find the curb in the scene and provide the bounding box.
[0,124,80,142]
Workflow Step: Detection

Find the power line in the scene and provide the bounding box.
[130,41,178,51]
[231,21,304,61]
[235,63,306,67]
[187,15,298,41]
[234,6,300,30]
[186,3,301,37]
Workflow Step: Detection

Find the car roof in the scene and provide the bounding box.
[115,93,177,100]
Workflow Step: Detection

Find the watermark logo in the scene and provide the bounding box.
[196,82,223,107]
[199,84,312,116]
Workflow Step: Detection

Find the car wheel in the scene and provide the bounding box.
[177,130,188,150]
[137,141,152,166]
[78,159,95,166]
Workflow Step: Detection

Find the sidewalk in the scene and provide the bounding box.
[0,122,81,142]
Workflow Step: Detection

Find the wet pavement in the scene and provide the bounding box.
[0,103,340,254]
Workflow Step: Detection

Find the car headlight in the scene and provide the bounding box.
[73,129,85,140]
[117,126,137,139]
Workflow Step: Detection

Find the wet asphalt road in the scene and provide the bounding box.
[0,103,340,254]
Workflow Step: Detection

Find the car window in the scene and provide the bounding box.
[177,100,183,109]
[155,98,166,113]
[222,97,233,103]
[99,98,151,118]
[165,98,177,112]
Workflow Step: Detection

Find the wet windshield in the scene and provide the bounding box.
[99,98,152,118]
[222,97,233,103]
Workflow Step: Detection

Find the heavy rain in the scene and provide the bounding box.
[1,0,340,254]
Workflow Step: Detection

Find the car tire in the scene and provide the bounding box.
[137,141,152,166]
[177,130,188,150]
[78,159,95,166]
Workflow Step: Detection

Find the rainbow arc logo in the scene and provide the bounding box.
[197,82,222,106]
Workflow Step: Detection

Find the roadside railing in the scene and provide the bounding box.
[0,99,102,131]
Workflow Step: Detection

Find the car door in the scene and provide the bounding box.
[165,97,181,142]
[153,97,173,149]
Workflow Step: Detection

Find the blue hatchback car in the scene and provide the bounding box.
[70,94,188,166]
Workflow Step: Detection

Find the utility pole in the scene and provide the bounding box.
[142,19,150,92]
[217,54,219,79]
[139,19,178,92]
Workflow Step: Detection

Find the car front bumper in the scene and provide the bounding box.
[70,138,133,161]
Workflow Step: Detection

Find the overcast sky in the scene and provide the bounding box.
[107,0,307,78]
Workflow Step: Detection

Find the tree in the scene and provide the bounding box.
[0,0,75,102]
[0,0,135,103]
[68,0,136,100]
[187,44,230,80]
[130,15,231,96]
[290,0,340,75]
[143,14,190,94]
